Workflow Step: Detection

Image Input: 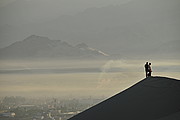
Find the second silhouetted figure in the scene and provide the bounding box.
[148,63,152,77]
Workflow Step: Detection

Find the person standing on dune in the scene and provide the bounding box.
[144,62,149,77]
[148,63,152,77]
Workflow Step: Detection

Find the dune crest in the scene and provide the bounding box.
[69,76,180,120]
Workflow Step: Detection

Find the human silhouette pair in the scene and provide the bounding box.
[144,62,152,77]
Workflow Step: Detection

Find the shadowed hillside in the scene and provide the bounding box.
[69,76,180,120]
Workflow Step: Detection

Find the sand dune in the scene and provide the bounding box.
[69,76,180,120]
[156,111,180,120]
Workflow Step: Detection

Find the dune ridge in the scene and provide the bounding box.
[69,76,180,120]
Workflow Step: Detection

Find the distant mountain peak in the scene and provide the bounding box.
[0,35,109,59]
[23,35,50,42]
[76,43,89,49]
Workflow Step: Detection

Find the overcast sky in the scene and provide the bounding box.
[0,0,133,26]
[0,0,179,56]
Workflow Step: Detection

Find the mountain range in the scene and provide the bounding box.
[0,0,179,58]
[0,35,109,60]
[69,76,180,120]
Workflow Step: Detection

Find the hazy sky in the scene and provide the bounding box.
[0,0,179,56]
[0,0,132,25]
[0,59,179,97]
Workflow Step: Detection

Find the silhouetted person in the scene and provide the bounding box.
[144,62,149,77]
[148,63,152,77]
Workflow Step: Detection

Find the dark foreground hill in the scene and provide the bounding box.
[69,77,180,120]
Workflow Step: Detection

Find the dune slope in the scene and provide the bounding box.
[69,76,180,120]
